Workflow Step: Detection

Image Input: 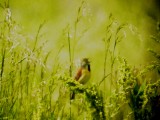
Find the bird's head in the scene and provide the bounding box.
[81,58,90,69]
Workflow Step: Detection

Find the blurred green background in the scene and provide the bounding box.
[2,0,160,86]
[0,0,160,119]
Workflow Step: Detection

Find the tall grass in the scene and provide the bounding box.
[0,3,58,119]
[0,1,160,120]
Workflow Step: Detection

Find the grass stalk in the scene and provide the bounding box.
[33,21,45,52]
[72,1,85,61]
[0,48,5,92]
[67,31,72,77]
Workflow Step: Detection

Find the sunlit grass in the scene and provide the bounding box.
[0,1,160,120]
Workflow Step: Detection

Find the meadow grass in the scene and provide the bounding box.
[0,1,160,120]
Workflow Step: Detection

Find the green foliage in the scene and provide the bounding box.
[0,1,160,120]
[0,4,59,119]
[116,55,160,120]
[104,56,160,120]
[66,79,106,120]
[139,27,160,120]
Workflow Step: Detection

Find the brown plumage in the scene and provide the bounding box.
[71,58,91,99]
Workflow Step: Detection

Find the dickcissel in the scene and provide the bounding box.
[71,58,91,99]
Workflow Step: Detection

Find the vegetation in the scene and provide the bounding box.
[0,1,159,120]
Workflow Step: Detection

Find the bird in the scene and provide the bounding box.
[71,58,91,99]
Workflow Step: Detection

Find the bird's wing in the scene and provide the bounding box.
[74,68,82,81]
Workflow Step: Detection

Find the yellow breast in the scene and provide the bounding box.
[78,69,90,84]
